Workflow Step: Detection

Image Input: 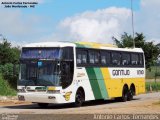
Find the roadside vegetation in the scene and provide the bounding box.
[145,82,160,92]
[0,38,20,96]
[146,66,160,79]
[0,74,16,96]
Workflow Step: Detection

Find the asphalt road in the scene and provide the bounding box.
[0,92,160,115]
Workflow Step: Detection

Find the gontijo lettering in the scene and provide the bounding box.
[112,70,130,76]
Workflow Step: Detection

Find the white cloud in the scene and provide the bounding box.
[43,0,160,44]
[56,7,131,44]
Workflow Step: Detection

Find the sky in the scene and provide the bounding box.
[0,0,160,46]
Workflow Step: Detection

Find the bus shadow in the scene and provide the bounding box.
[3,98,140,110]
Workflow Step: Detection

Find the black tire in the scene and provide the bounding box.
[74,90,85,107]
[127,89,133,101]
[37,103,49,108]
[121,86,128,102]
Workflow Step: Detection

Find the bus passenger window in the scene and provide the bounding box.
[101,51,110,65]
[101,56,106,64]
[112,52,121,66]
[76,50,87,65]
[106,52,111,65]
[89,51,95,64]
[131,54,139,65]
[122,53,131,65]
[77,54,82,64]
[139,54,144,65]
[95,52,99,64]
[82,51,87,64]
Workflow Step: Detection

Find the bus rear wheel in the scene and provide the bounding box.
[74,89,85,107]
[37,103,49,108]
[121,86,128,102]
[127,89,133,101]
[127,87,134,101]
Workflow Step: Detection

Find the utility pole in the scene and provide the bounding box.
[131,0,135,48]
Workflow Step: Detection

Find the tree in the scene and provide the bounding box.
[0,39,20,64]
[113,32,160,70]
[0,39,20,89]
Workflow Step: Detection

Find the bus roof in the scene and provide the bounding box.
[24,42,75,48]
[23,41,143,53]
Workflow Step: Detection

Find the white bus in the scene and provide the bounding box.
[18,42,145,107]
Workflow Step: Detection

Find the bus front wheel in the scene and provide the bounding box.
[74,89,85,107]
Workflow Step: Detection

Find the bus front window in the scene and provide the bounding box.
[18,61,61,86]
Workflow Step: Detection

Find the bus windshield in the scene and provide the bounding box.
[18,60,61,86]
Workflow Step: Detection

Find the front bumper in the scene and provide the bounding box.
[18,92,66,104]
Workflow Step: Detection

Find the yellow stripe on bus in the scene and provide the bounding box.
[75,42,117,49]
[100,68,112,98]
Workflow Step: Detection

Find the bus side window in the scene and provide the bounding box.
[101,51,110,65]
[82,51,87,64]
[131,53,139,65]
[139,54,144,65]
[122,53,131,65]
[62,47,73,61]
[77,53,82,64]
[112,52,121,66]
[101,54,106,64]
[76,50,87,65]
[89,51,95,64]
[95,51,99,64]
